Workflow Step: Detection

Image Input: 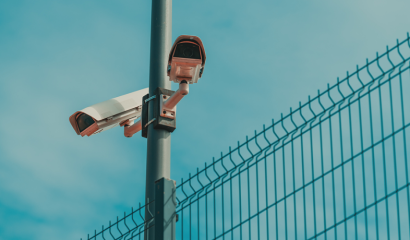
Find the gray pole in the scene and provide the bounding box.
[145,0,172,240]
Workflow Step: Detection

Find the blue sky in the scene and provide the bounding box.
[0,0,409,239]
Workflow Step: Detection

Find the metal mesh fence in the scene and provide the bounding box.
[83,33,410,240]
[81,200,154,240]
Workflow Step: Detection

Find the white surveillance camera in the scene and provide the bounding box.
[69,88,148,137]
[167,35,206,84]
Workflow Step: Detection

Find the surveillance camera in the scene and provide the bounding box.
[142,35,206,135]
[167,35,206,84]
[69,88,148,137]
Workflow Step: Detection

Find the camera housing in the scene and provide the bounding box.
[69,88,148,137]
[167,35,206,84]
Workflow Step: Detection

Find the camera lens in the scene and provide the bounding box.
[183,48,194,58]
[77,113,95,132]
[174,42,201,59]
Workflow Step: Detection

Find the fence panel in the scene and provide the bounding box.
[81,201,155,240]
[174,34,410,240]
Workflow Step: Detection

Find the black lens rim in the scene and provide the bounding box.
[76,113,95,132]
[173,42,201,60]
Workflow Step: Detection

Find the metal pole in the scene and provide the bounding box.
[145,0,172,240]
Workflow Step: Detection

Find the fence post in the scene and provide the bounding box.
[145,0,172,240]
[155,178,177,240]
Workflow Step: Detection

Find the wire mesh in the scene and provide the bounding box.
[174,33,410,240]
[81,200,155,240]
[83,33,410,240]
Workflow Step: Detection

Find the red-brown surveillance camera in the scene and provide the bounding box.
[167,35,206,84]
